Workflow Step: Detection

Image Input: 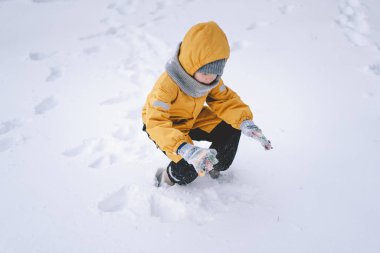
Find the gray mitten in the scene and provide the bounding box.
[178,143,218,176]
[241,120,273,150]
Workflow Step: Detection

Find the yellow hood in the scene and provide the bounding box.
[179,21,230,76]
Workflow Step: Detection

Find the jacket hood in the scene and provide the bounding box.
[178,21,230,76]
[166,43,221,98]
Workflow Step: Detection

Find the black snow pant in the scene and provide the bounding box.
[167,121,241,185]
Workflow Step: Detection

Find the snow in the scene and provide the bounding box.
[1,0,380,252]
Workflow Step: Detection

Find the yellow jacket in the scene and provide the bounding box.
[142,21,253,162]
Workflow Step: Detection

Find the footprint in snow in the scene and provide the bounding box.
[98,185,151,216]
[34,96,58,115]
[368,63,380,76]
[62,137,124,169]
[279,4,296,15]
[29,52,54,61]
[361,92,375,99]
[46,67,62,82]
[0,119,21,136]
[246,21,271,31]
[0,135,26,152]
[336,0,371,47]
[62,142,87,157]
[63,133,127,157]
[83,46,100,55]
[100,93,131,105]
[98,187,126,212]
[112,126,132,142]
[148,0,166,14]
[0,120,25,152]
[96,172,258,224]
[230,40,250,52]
[62,138,105,158]
[107,0,139,16]
[89,154,118,169]
[97,184,189,222]
[78,26,123,41]
[152,15,165,22]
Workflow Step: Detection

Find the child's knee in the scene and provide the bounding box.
[214,159,233,171]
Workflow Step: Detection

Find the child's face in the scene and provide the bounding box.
[194,72,217,85]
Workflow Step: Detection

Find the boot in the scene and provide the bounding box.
[209,169,220,179]
[155,168,175,187]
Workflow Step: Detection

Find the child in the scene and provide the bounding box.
[142,21,272,186]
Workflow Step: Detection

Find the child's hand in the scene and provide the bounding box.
[241,120,273,150]
[178,143,218,175]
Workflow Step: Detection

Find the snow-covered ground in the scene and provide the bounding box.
[1,0,380,252]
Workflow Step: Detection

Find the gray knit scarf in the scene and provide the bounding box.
[165,43,220,98]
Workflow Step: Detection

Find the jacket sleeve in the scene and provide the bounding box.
[206,79,253,129]
[145,83,187,156]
